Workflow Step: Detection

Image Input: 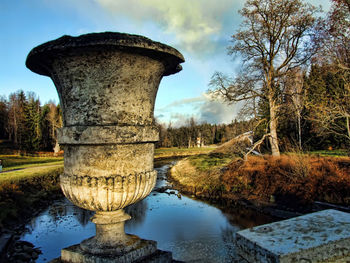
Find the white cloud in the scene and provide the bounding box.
[197,97,238,124]
[93,0,242,55]
[155,93,238,126]
[159,96,205,110]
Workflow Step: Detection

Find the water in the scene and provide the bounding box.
[21,161,275,262]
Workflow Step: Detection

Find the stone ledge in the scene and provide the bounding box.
[236,209,350,263]
[53,239,175,263]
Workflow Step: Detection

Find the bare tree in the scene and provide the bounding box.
[283,68,305,149]
[209,0,318,156]
[312,0,350,141]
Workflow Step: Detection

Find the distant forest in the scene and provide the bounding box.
[1,63,349,154]
[0,90,254,152]
[0,91,62,152]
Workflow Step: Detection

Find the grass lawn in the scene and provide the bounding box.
[0,154,63,183]
[155,147,216,158]
[0,154,63,169]
[0,163,63,183]
[307,149,349,157]
[188,153,233,171]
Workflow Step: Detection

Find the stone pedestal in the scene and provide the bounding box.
[236,209,350,262]
[26,32,184,262]
[61,241,161,263]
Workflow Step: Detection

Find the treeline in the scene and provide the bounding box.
[0,90,62,152]
[209,0,350,155]
[156,118,254,148]
[255,63,350,152]
[0,90,254,152]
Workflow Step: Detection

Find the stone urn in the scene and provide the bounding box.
[26,32,184,262]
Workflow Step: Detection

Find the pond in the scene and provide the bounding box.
[21,160,276,262]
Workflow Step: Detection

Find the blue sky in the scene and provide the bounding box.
[0,0,331,126]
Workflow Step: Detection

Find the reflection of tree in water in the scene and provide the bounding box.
[71,206,94,226]
[47,200,69,223]
[32,198,146,229]
[125,199,148,227]
[45,199,93,227]
[222,204,276,229]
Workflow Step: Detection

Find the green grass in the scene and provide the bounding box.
[0,154,63,168]
[2,160,64,172]
[155,147,215,158]
[0,164,63,183]
[0,154,63,182]
[188,153,233,171]
[307,149,349,157]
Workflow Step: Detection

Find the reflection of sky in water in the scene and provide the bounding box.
[126,192,239,262]
[21,162,272,262]
[22,201,95,262]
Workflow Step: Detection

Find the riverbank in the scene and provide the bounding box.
[169,153,350,218]
[0,166,63,262]
[0,154,64,227]
[0,167,63,230]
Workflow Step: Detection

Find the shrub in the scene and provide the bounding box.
[222,155,350,209]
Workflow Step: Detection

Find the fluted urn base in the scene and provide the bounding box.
[80,210,140,255]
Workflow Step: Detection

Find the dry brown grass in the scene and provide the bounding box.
[222,155,350,208]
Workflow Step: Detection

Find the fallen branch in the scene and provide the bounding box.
[244,133,271,160]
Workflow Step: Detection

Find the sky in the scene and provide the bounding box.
[0,0,331,127]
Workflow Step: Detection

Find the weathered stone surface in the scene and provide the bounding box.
[50,49,165,127]
[236,209,350,262]
[26,31,184,262]
[63,144,155,177]
[26,32,184,77]
[61,240,157,263]
[57,244,174,263]
[60,171,157,211]
[58,126,159,145]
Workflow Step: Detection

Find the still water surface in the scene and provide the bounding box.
[21,161,275,262]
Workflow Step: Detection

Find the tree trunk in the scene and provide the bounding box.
[347,116,350,141]
[297,113,302,150]
[268,97,280,156]
[13,110,18,146]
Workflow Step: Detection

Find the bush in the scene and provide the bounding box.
[221,155,350,209]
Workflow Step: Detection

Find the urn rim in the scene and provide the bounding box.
[26,31,185,77]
